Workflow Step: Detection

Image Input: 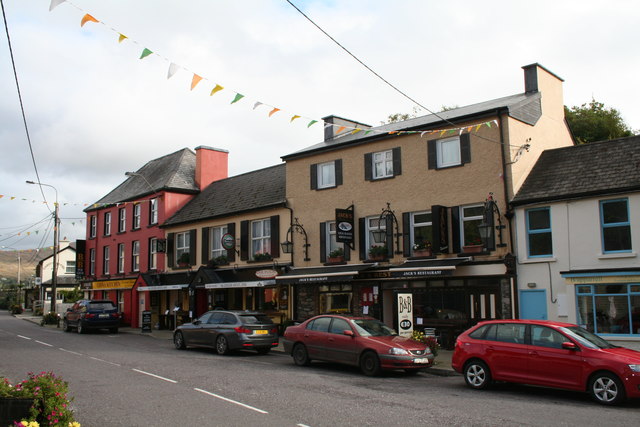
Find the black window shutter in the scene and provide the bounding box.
[451,206,461,253]
[402,212,411,257]
[240,220,249,260]
[227,222,236,262]
[270,215,280,258]
[167,233,175,267]
[201,227,210,265]
[385,215,394,257]
[189,229,197,265]
[310,163,318,190]
[392,147,402,176]
[335,159,343,186]
[432,205,449,254]
[485,206,496,251]
[364,153,373,181]
[427,139,437,169]
[344,242,351,261]
[359,217,366,260]
[320,222,327,263]
[461,133,471,164]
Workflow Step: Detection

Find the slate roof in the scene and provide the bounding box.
[85,148,198,211]
[511,135,640,206]
[282,91,542,160]
[163,164,286,227]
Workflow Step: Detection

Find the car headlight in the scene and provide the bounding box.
[388,347,409,355]
[629,364,640,372]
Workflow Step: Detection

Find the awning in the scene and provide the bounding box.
[362,258,470,280]
[205,280,275,289]
[275,264,375,284]
[138,284,189,292]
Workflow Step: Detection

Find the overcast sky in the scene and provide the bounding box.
[1,0,638,252]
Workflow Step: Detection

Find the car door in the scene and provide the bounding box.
[186,312,213,346]
[483,323,530,382]
[66,302,83,326]
[324,318,358,365]
[303,317,331,360]
[526,325,584,389]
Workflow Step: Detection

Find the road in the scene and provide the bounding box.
[1,311,639,426]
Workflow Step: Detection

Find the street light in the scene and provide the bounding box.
[371,202,401,254]
[478,192,507,248]
[280,218,310,261]
[26,180,59,313]
[125,171,157,195]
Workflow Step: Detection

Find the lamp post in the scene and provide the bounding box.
[125,171,156,194]
[371,202,401,254]
[280,218,310,261]
[478,192,507,248]
[26,180,59,313]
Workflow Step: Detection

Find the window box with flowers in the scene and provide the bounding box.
[412,241,433,257]
[176,252,191,268]
[462,237,484,253]
[253,252,272,262]
[368,245,388,261]
[327,248,344,263]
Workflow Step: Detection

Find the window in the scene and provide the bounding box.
[318,162,336,188]
[428,134,471,169]
[373,150,393,179]
[89,248,95,275]
[251,219,271,257]
[89,215,96,238]
[132,241,140,272]
[526,207,552,257]
[486,323,526,344]
[461,205,484,247]
[210,225,229,259]
[118,207,126,233]
[325,221,339,257]
[133,204,141,230]
[576,284,640,335]
[366,216,385,253]
[149,198,158,225]
[149,238,158,270]
[176,232,191,265]
[65,261,76,274]
[103,246,110,275]
[411,212,432,255]
[329,318,351,334]
[319,284,353,313]
[531,325,566,349]
[600,199,631,253]
[118,243,125,273]
[307,317,331,332]
[104,212,111,236]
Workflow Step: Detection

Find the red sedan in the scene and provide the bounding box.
[283,314,434,376]
[452,319,640,405]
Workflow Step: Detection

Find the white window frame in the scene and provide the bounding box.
[210,226,228,259]
[460,204,484,247]
[118,243,125,273]
[366,215,385,251]
[325,221,339,257]
[149,238,158,270]
[89,248,95,275]
[65,260,76,274]
[104,212,111,236]
[90,215,97,238]
[411,211,432,254]
[150,198,158,225]
[118,207,126,233]
[132,241,140,272]
[437,136,461,168]
[103,246,110,275]
[251,219,271,257]
[372,150,393,179]
[133,204,141,229]
[176,232,190,263]
[317,161,336,189]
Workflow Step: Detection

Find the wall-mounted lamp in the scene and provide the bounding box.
[371,202,401,254]
[478,192,507,248]
[280,218,310,261]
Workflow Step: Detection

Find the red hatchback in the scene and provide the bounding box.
[452,319,640,405]
[283,314,434,376]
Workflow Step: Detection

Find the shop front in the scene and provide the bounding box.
[137,272,192,330]
[86,278,136,326]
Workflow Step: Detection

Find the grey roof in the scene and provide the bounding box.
[511,135,640,206]
[86,148,198,211]
[163,164,286,227]
[282,92,541,160]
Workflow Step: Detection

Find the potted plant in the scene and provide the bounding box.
[207,255,229,268]
[368,245,388,261]
[462,237,484,253]
[327,247,344,263]
[177,252,191,268]
[410,330,440,357]
[253,252,272,262]
[412,241,433,257]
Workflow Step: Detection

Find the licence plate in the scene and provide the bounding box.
[413,358,431,364]
[254,330,268,335]
[99,314,109,318]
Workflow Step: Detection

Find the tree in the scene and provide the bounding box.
[565,99,635,144]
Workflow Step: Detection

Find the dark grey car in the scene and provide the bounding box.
[173,310,279,355]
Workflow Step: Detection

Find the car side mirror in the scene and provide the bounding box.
[193,320,201,325]
[343,330,355,337]
[562,341,578,350]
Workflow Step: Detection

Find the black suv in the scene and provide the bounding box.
[63,300,120,334]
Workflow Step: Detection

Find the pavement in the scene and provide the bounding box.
[14,313,457,376]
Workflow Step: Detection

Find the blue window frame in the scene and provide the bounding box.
[575,283,640,336]
[600,199,632,253]
[526,207,552,257]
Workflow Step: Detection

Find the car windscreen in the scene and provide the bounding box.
[240,314,274,325]
[351,319,397,337]
[88,302,116,311]
[559,326,616,349]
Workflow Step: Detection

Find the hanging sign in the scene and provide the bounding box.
[335,207,354,248]
[397,293,413,338]
[221,233,235,250]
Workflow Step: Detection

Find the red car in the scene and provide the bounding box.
[452,319,640,405]
[283,314,434,376]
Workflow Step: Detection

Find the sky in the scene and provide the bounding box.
[1,0,638,253]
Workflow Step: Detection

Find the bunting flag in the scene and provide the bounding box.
[307,120,318,128]
[290,115,301,123]
[80,14,98,27]
[49,0,66,11]
[268,108,280,117]
[230,93,244,104]
[139,48,153,59]
[210,84,224,96]
[253,102,263,110]
[118,33,128,43]
[190,74,203,90]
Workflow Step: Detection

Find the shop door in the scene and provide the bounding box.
[469,289,501,322]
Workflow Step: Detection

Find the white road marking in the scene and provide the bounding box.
[17,335,31,340]
[59,348,83,356]
[132,368,177,383]
[35,340,53,347]
[89,356,121,367]
[297,424,312,427]
[194,388,268,414]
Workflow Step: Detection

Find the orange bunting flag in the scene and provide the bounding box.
[290,115,301,122]
[336,126,346,134]
[118,33,128,43]
[140,48,153,59]
[210,84,224,96]
[268,108,280,117]
[0,195,3,198]
[80,14,99,27]
[190,74,203,90]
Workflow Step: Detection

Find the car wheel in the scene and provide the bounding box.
[464,360,491,390]
[292,343,311,366]
[63,319,71,332]
[360,351,381,376]
[77,321,85,334]
[256,348,271,355]
[109,327,118,334]
[173,331,186,350]
[216,335,229,355]
[589,372,625,405]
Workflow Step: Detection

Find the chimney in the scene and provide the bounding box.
[322,115,371,142]
[522,63,564,94]
[195,146,229,190]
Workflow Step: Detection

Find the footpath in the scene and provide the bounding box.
[15,313,457,376]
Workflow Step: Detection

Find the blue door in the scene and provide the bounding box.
[519,290,547,320]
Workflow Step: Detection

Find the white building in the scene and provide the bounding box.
[36,240,79,311]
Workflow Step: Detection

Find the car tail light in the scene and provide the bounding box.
[111,313,120,318]
[234,326,251,334]
[270,327,278,334]
[83,313,95,319]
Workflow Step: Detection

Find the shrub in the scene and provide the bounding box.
[41,312,60,326]
[11,304,24,314]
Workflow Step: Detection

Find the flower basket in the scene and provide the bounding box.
[327,248,344,263]
[462,244,484,253]
[413,249,433,257]
[0,398,35,426]
[253,252,272,262]
[368,245,388,261]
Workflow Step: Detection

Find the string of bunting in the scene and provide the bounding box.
[48,0,499,139]
[0,194,158,210]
